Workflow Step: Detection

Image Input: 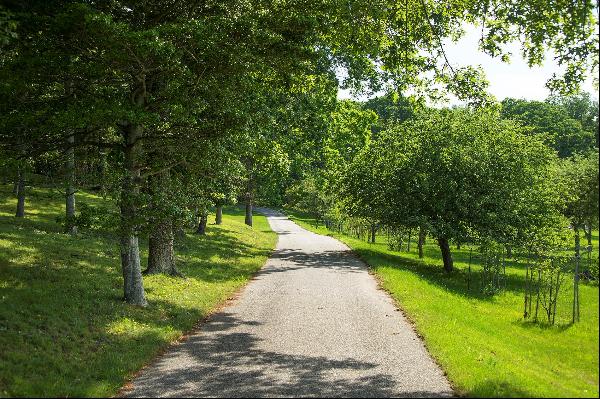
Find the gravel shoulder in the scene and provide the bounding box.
[124,209,453,397]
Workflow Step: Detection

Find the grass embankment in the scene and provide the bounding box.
[0,185,277,397]
[286,209,599,398]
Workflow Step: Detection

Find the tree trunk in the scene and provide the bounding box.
[245,196,253,227]
[146,219,179,275]
[120,235,147,305]
[196,209,208,235]
[437,237,454,272]
[65,134,77,234]
[573,226,581,323]
[505,245,512,258]
[584,224,592,248]
[418,226,425,259]
[370,223,376,243]
[215,205,223,225]
[145,170,180,276]
[15,167,25,218]
[119,123,147,306]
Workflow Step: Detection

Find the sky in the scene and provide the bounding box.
[338,25,599,104]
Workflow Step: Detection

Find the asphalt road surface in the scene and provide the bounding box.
[124,209,453,397]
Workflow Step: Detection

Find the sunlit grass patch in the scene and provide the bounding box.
[287,209,599,398]
[0,185,276,397]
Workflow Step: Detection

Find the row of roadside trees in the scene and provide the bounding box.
[1,1,598,306]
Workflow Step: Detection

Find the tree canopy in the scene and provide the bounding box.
[341,108,567,271]
[0,0,598,303]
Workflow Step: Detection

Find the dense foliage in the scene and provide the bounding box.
[0,0,598,304]
[340,109,568,271]
[501,97,598,157]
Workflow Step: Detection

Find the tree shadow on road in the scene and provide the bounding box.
[125,312,450,398]
[256,248,367,276]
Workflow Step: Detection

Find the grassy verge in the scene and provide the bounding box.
[0,185,277,397]
[285,209,599,398]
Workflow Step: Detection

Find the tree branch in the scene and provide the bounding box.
[419,0,456,77]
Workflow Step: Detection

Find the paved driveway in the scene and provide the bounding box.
[124,209,452,397]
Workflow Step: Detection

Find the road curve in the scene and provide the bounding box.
[124,209,453,397]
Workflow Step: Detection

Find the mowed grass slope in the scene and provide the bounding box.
[287,210,599,398]
[0,185,277,397]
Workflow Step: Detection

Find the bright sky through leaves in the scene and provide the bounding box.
[339,24,599,103]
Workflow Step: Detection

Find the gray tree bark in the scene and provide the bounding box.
[437,237,454,272]
[245,196,253,227]
[215,205,223,225]
[146,219,180,275]
[119,123,147,306]
[65,134,77,234]
[145,170,180,276]
[15,167,25,218]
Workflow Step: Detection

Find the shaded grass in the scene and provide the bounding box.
[286,209,599,398]
[0,185,277,397]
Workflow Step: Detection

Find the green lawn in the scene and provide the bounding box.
[286,209,599,398]
[0,185,277,397]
